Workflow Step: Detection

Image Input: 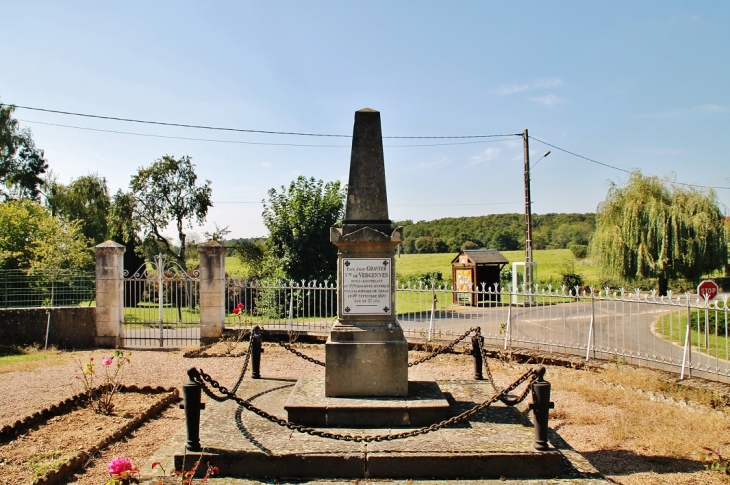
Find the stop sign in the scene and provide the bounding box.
[697,280,719,300]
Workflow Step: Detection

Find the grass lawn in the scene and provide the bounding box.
[394,249,601,286]
[655,309,730,361]
[0,347,69,373]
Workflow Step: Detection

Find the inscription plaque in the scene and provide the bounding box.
[342,258,391,315]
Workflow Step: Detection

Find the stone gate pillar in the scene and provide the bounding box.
[94,241,126,348]
[198,241,226,344]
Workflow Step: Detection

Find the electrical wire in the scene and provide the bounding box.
[3,103,520,140]
[529,135,730,191]
[18,119,519,148]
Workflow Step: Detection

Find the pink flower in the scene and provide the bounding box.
[102,356,113,366]
[108,457,133,475]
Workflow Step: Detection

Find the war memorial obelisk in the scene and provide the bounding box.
[326,108,408,397]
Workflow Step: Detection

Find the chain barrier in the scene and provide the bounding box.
[264,327,478,369]
[408,327,478,367]
[477,335,532,406]
[229,330,255,395]
[192,366,536,443]
[275,341,326,367]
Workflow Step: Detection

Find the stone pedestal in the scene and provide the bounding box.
[326,226,407,397]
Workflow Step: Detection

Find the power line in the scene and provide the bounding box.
[18,119,520,148]
[3,103,520,140]
[529,135,730,191]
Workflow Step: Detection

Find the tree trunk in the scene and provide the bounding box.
[657,273,668,296]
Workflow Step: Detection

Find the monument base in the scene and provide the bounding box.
[285,374,449,427]
[325,322,408,397]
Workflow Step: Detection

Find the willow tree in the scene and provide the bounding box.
[590,171,727,295]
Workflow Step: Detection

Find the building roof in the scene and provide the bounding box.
[451,249,509,265]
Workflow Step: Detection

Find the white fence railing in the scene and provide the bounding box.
[225,279,730,382]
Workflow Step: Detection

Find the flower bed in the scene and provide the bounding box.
[0,385,178,485]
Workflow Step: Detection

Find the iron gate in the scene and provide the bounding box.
[122,254,201,348]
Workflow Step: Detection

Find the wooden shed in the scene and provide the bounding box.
[451,249,509,305]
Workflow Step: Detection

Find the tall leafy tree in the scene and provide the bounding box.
[0,103,48,200]
[129,155,212,271]
[262,176,346,282]
[46,173,111,245]
[0,199,91,271]
[590,171,727,295]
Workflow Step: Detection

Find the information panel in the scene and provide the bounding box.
[342,258,391,315]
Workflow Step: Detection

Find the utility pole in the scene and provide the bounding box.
[523,129,533,293]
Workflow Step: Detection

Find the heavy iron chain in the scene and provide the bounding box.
[275,341,326,367]
[192,366,537,443]
[268,327,478,369]
[477,336,532,406]
[408,327,478,367]
[229,330,255,395]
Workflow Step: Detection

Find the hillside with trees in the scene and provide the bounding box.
[396,213,595,254]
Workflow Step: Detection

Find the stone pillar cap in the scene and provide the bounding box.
[93,240,126,253]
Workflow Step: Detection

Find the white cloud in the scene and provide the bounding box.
[529,94,565,106]
[499,78,563,95]
[414,156,450,171]
[694,104,728,114]
[468,147,501,167]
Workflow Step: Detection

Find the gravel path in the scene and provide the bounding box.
[2,344,728,485]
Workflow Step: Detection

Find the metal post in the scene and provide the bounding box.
[472,328,483,380]
[680,293,692,379]
[428,287,436,342]
[157,254,164,348]
[529,366,554,451]
[585,290,595,361]
[251,325,262,379]
[44,310,51,351]
[181,368,206,452]
[504,303,512,350]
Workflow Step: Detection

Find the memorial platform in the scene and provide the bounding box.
[285,374,449,427]
[147,377,605,481]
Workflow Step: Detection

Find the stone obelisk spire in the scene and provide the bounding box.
[342,108,391,234]
[326,108,408,397]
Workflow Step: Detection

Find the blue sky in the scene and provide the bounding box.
[1,2,729,239]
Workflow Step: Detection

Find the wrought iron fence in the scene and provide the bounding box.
[0,269,95,308]
[397,282,730,382]
[122,254,200,347]
[224,278,337,332]
[220,278,730,382]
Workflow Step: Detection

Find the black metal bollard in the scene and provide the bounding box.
[251,325,262,379]
[528,366,554,451]
[471,328,483,380]
[181,368,206,452]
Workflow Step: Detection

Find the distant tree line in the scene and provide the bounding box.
[396,213,595,254]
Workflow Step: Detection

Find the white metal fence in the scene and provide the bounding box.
[224,279,730,382]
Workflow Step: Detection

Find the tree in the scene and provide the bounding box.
[590,171,727,295]
[46,173,111,245]
[0,199,91,271]
[262,176,346,283]
[129,155,212,271]
[0,103,48,200]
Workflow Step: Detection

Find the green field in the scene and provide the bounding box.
[655,309,729,360]
[225,250,600,286]
[394,249,601,286]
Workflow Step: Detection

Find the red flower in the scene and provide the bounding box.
[232,308,239,314]
[237,303,244,309]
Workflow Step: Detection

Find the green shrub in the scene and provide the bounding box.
[569,243,588,259]
[562,273,584,289]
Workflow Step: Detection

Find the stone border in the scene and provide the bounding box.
[0,385,179,485]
